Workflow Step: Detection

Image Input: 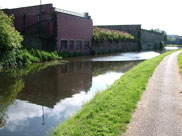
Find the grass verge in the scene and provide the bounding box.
[178,52,182,74]
[52,51,175,136]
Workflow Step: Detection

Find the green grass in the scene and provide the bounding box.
[52,51,175,136]
[178,52,182,74]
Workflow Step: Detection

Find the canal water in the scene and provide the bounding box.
[0,51,159,136]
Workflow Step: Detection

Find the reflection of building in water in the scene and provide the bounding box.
[17,60,140,108]
[17,62,92,108]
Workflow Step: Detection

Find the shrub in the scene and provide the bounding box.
[93,27,135,44]
[16,49,40,64]
[0,10,23,56]
[29,48,61,61]
[0,51,17,66]
[0,10,61,67]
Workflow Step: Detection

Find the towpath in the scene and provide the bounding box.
[122,51,182,136]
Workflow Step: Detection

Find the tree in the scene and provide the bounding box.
[0,10,23,58]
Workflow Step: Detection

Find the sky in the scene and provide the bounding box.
[0,0,181,35]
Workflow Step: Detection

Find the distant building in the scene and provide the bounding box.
[96,25,165,50]
[176,36,182,45]
[3,4,93,54]
[141,29,165,50]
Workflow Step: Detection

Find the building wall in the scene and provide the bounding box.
[92,41,138,54]
[3,4,55,34]
[96,25,141,50]
[3,4,57,51]
[176,36,182,45]
[96,25,166,51]
[56,12,93,54]
[3,4,93,53]
[141,29,165,50]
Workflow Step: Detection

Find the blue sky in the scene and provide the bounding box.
[0,0,181,35]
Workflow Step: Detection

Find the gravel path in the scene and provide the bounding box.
[122,51,182,136]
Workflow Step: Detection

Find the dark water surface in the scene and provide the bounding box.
[0,51,159,136]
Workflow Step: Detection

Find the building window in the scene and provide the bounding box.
[61,40,67,50]
[76,40,82,49]
[70,40,74,50]
[84,41,89,49]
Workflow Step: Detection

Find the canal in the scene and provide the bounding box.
[0,51,159,136]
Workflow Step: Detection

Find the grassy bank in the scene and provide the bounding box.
[178,52,182,74]
[52,51,175,136]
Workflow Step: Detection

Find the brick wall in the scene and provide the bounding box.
[3,4,55,34]
[92,41,138,54]
[56,12,93,54]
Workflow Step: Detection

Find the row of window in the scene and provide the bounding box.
[61,40,90,50]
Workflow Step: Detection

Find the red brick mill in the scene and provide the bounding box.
[3,4,93,54]
[3,4,165,54]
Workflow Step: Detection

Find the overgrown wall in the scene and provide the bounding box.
[96,25,141,50]
[96,25,141,39]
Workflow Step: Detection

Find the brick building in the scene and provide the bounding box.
[3,4,93,54]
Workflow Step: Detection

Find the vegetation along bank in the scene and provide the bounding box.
[52,50,176,136]
[178,52,182,74]
[0,10,61,68]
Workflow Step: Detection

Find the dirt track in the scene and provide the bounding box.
[122,51,182,136]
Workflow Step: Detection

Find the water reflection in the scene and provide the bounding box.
[0,59,139,136]
[18,61,137,108]
[91,51,160,61]
[164,46,179,51]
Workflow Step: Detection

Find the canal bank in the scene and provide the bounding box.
[178,52,182,74]
[0,51,158,136]
[122,50,182,136]
[52,50,176,136]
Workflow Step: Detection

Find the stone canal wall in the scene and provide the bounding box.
[92,41,138,54]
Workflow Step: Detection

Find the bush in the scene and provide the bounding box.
[0,10,61,67]
[16,49,40,64]
[29,49,60,61]
[0,10,23,56]
[93,27,135,44]
[0,51,17,66]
